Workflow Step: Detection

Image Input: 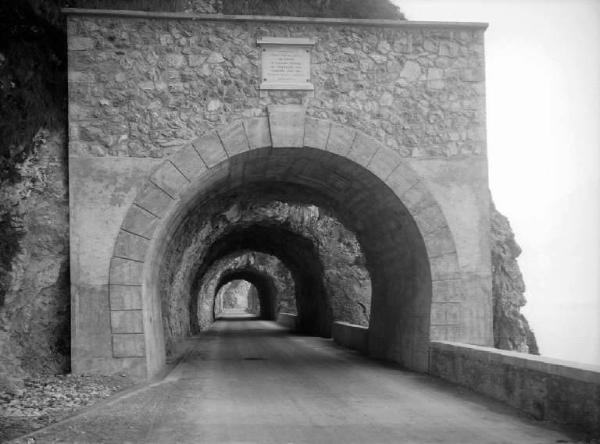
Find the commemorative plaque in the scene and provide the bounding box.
[257,37,315,90]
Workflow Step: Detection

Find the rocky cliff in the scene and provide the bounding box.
[0,130,70,393]
[1,0,70,392]
[491,203,539,354]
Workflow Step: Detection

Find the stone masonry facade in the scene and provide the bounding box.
[67,16,486,160]
[66,11,491,378]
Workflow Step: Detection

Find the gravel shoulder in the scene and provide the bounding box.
[0,374,135,443]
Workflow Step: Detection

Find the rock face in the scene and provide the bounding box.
[0,130,70,393]
[491,203,539,354]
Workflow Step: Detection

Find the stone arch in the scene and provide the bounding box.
[192,250,295,333]
[108,105,464,378]
[214,270,276,319]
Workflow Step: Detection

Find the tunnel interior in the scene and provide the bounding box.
[201,224,331,336]
[148,147,432,370]
[213,278,261,319]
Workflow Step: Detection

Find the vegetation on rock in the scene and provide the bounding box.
[0,0,66,183]
[0,0,66,313]
[63,0,404,19]
[221,0,404,19]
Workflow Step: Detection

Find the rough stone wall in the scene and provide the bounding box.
[491,203,538,354]
[184,0,221,14]
[67,17,485,160]
[0,130,70,392]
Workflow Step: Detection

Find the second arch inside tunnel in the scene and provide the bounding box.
[142,145,436,373]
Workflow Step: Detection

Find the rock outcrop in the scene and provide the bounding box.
[491,203,539,354]
[0,131,70,393]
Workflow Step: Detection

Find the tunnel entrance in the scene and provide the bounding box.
[107,109,471,379]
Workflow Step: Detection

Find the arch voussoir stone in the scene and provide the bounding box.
[326,123,355,157]
[422,226,457,258]
[303,117,331,150]
[367,144,402,180]
[109,257,144,286]
[113,230,150,262]
[169,144,207,181]
[412,204,447,236]
[398,182,436,215]
[192,131,228,168]
[134,181,174,218]
[347,131,381,168]
[150,160,190,199]
[385,163,421,197]
[429,253,462,281]
[268,104,306,148]
[218,120,249,157]
[245,116,272,150]
[111,310,144,334]
[121,205,159,240]
[109,285,142,311]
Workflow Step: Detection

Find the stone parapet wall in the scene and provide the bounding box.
[66,11,486,160]
[276,312,298,330]
[332,321,369,354]
[430,341,600,438]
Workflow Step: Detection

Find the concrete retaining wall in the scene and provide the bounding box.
[430,341,600,438]
[276,313,297,330]
[332,322,369,354]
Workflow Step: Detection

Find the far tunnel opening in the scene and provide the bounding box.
[214,279,261,320]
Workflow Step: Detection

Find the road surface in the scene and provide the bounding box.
[18,320,577,443]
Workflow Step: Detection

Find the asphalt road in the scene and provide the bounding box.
[18,320,577,443]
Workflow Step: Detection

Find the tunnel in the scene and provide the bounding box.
[139,143,435,373]
[107,114,468,380]
[194,224,331,337]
